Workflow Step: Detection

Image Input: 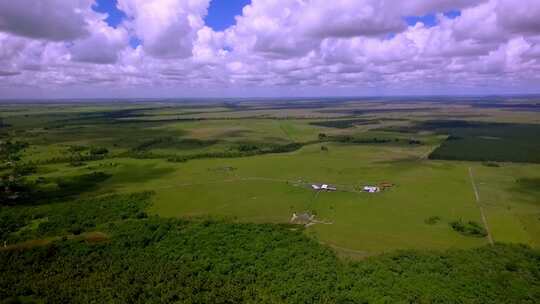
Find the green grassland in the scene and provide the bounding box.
[30,142,539,255]
[2,101,540,254]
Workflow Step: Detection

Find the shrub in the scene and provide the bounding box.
[310,119,373,129]
[136,211,148,219]
[68,145,87,153]
[450,220,487,237]
[69,225,83,235]
[237,144,259,152]
[12,163,37,176]
[69,160,86,167]
[424,216,441,225]
[89,147,109,155]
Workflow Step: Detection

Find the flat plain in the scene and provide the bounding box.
[3,98,540,303]
[3,98,539,256]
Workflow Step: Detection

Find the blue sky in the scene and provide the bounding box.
[92,1,463,48]
[92,1,463,49]
[405,10,462,28]
[92,0,250,48]
[205,0,251,31]
[92,0,251,31]
[92,0,462,31]
[92,0,126,28]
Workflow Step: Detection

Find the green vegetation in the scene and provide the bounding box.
[516,178,540,193]
[0,140,29,162]
[322,134,423,145]
[410,121,540,163]
[513,178,540,200]
[1,192,150,243]
[424,216,441,225]
[309,118,374,129]
[165,142,305,162]
[1,100,540,302]
[1,171,111,206]
[450,220,488,237]
[89,146,109,155]
[1,215,539,303]
[132,136,217,152]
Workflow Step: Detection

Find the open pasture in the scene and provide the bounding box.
[29,139,539,255]
[3,99,540,256]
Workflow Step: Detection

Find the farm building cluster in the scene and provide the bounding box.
[310,182,394,193]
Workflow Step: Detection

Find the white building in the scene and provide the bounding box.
[363,186,380,193]
[312,184,337,191]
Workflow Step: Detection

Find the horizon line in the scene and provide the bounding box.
[1,93,540,102]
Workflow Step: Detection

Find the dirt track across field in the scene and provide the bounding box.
[468,167,494,245]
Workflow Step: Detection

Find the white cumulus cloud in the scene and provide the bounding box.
[1,0,540,97]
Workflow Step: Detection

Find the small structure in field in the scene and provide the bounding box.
[379,182,394,190]
[379,182,394,189]
[290,212,315,225]
[363,186,380,193]
[312,184,337,191]
[209,166,237,172]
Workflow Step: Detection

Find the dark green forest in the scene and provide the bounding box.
[379,120,540,163]
[417,121,540,163]
[309,119,375,129]
[1,192,540,304]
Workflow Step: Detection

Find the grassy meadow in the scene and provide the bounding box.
[3,100,539,255]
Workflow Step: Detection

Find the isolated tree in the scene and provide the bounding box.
[89,147,108,155]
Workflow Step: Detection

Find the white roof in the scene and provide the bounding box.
[363,186,379,192]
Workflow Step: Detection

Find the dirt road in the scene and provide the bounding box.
[468,167,494,245]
